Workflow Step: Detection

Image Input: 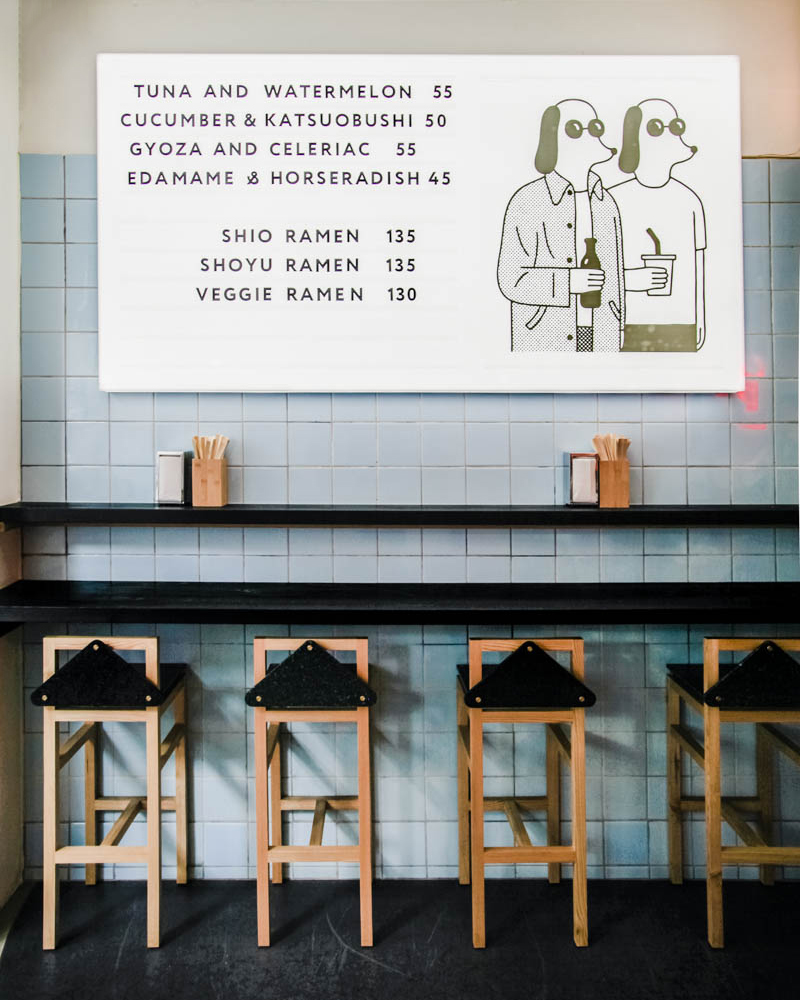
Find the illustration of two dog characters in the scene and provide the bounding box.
[497,98,706,353]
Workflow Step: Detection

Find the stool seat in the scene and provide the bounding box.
[245,639,376,709]
[668,643,800,708]
[457,642,595,709]
[666,662,734,703]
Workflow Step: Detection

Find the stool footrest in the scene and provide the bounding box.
[721,845,800,865]
[91,795,177,812]
[280,796,359,811]
[54,845,149,864]
[267,845,359,862]
[483,845,576,864]
[484,796,548,812]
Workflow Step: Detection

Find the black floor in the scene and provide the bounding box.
[1,879,797,1000]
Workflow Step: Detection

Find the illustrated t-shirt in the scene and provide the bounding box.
[611,177,706,326]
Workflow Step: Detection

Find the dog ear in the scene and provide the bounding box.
[535,105,560,174]
[619,105,642,174]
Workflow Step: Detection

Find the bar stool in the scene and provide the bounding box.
[31,636,189,949]
[247,637,376,946]
[457,637,595,948]
[666,637,800,947]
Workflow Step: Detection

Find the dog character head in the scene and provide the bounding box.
[619,98,698,175]
[535,98,617,179]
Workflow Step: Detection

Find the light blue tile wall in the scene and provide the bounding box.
[18,155,800,881]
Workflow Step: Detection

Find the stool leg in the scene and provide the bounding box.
[755,724,775,886]
[704,703,724,948]
[667,683,684,885]
[546,725,562,884]
[570,711,588,947]
[255,711,271,946]
[469,708,485,948]
[43,712,59,950]
[146,712,162,948]
[84,723,98,886]
[357,706,373,947]
[457,689,470,885]
[174,684,188,884]
[270,723,284,885]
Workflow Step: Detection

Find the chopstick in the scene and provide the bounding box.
[193,435,229,460]
[593,433,630,462]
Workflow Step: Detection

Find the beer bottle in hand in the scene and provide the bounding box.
[580,237,601,309]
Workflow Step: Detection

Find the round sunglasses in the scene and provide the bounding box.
[564,118,605,139]
[646,117,687,137]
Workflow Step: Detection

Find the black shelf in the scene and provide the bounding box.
[1,580,798,626]
[1,502,796,530]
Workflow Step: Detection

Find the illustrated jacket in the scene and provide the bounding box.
[497,169,625,352]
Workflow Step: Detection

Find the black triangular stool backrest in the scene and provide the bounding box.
[246,638,376,709]
[462,639,596,709]
[704,640,800,709]
[31,637,168,709]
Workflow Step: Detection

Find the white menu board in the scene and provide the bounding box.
[97,54,744,392]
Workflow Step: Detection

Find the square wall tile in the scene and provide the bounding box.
[22,466,65,502]
[66,332,99,377]
[772,248,799,290]
[66,288,98,332]
[288,423,331,466]
[21,200,63,242]
[288,468,332,504]
[66,200,97,243]
[110,422,154,466]
[21,332,65,377]
[243,423,287,466]
[466,423,509,466]
[20,154,64,198]
[378,424,421,466]
[22,423,65,466]
[332,467,377,504]
[65,155,97,198]
[21,288,64,332]
[243,467,287,504]
[741,159,768,202]
[465,394,509,421]
[21,244,65,288]
[771,204,800,246]
[332,423,376,466]
[110,467,154,503]
[421,468,466,504]
[22,378,65,421]
[642,424,686,466]
[770,158,800,202]
[742,204,769,246]
[376,393,420,421]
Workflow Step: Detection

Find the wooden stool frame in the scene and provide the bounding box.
[41,636,188,949]
[667,637,800,948]
[457,638,588,948]
[253,637,373,947]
